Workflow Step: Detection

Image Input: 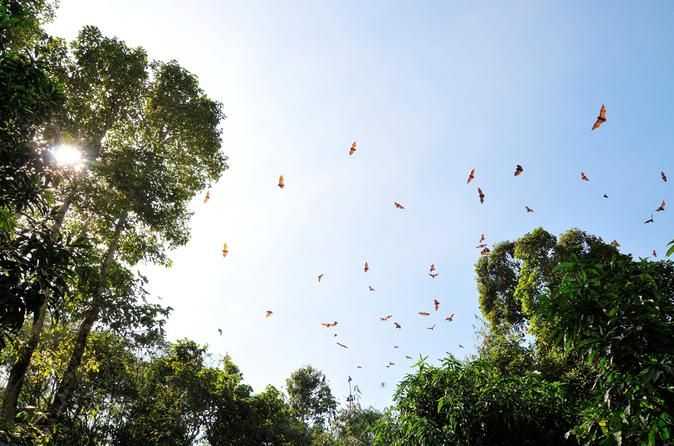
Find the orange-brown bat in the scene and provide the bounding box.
[445,313,455,322]
[661,171,668,183]
[433,299,440,311]
[349,141,357,156]
[644,215,654,224]
[380,315,393,321]
[418,311,431,316]
[429,264,436,273]
[467,168,476,184]
[480,247,491,256]
[581,172,590,182]
[393,322,401,329]
[278,175,285,189]
[337,342,349,349]
[394,201,405,209]
[222,242,229,257]
[265,310,273,318]
[525,206,535,213]
[204,190,211,203]
[364,261,369,272]
[656,200,667,212]
[321,321,338,328]
[514,164,524,176]
[592,104,607,130]
[478,187,485,204]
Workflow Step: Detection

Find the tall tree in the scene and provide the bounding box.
[286,366,337,430]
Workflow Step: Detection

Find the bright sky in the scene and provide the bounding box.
[48,1,674,409]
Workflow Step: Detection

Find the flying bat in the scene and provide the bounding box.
[278,175,285,189]
[222,242,229,257]
[265,310,273,318]
[445,313,455,322]
[429,264,436,273]
[656,200,667,212]
[478,233,486,244]
[393,345,399,349]
[204,190,210,203]
[364,261,369,272]
[337,342,349,349]
[514,164,524,176]
[476,243,487,249]
[525,206,535,213]
[349,141,357,156]
[388,361,396,366]
[317,273,324,282]
[369,285,376,292]
[661,171,668,182]
[603,194,608,199]
[394,201,405,209]
[653,249,657,257]
[466,168,475,184]
[418,311,430,316]
[433,298,440,311]
[644,215,654,224]
[380,315,393,321]
[429,272,439,279]
[217,328,222,336]
[458,344,464,349]
[394,322,401,329]
[580,172,590,182]
[356,365,363,369]
[478,187,485,204]
[405,355,413,360]
[426,324,436,330]
[321,321,338,328]
[592,104,607,130]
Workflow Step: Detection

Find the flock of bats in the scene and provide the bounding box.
[209,104,666,388]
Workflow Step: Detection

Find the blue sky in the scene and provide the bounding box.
[48,1,674,409]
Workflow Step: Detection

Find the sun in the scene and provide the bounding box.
[50,144,84,171]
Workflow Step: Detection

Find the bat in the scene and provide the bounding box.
[364,261,369,272]
[278,175,285,189]
[217,328,222,336]
[394,201,405,209]
[380,382,385,388]
[418,311,430,316]
[426,324,435,330]
[592,104,607,130]
[429,264,436,273]
[653,249,657,257]
[393,322,401,329]
[433,298,440,311]
[478,233,486,244]
[405,355,413,360]
[429,272,439,279]
[525,206,535,213]
[337,342,349,349]
[369,285,375,292]
[388,361,395,366]
[348,375,352,383]
[580,172,590,182]
[445,313,455,322]
[265,310,273,318]
[380,315,392,321]
[357,365,363,369]
[603,194,608,199]
[458,344,464,349]
[476,243,487,249]
[514,164,524,176]
[480,247,491,256]
[661,171,668,182]
[204,190,210,203]
[656,200,667,212]
[222,242,229,257]
[321,321,338,328]
[333,333,338,337]
[317,273,324,282]
[644,215,654,224]
[394,345,399,349]
[348,141,357,156]
[466,168,475,184]
[478,187,485,204]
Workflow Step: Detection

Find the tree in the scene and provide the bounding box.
[286,366,337,430]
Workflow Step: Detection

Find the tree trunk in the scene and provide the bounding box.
[1,197,72,425]
[48,211,127,421]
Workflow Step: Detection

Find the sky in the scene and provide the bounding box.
[47,1,674,409]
